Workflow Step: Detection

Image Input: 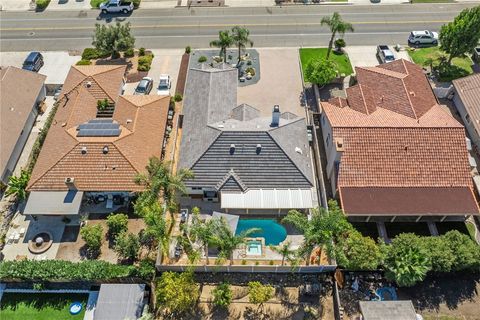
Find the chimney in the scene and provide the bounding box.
[271,105,280,127]
[65,177,76,190]
[230,144,235,155]
[256,144,262,154]
[335,138,344,152]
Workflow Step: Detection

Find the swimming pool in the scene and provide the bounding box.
[235,219,287,245]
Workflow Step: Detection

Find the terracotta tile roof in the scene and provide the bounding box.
[28,65,170,192]
[340,187,479,216]
[1,67,46,175]
[321,59,478,216]
[453,74,480,137]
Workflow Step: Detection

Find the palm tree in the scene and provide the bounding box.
[134,157,194,211]
[269,241,296,266]
[231,26,254,65]
[143,202,169,256]
[212,219,261,265]
[210,30,234,63]
[190,214,220,265]
[5,170,30,201]
[321,12,354,59]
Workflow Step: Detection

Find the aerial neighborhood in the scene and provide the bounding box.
[0,1,480,320]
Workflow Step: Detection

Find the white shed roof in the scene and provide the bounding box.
[221,189,314,209]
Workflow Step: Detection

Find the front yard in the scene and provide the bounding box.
[299,48,353,79]
[407,47,473,81]
[0,293,88,320]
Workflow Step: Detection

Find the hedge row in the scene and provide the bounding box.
[0,260,137,281]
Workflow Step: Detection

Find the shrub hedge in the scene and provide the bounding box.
[138,54,154,71]
[0,260,137,281]
[76,59,92,65]
[36,0,51,10]
[90,0,104,8]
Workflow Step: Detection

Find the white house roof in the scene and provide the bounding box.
[221,188,314,209]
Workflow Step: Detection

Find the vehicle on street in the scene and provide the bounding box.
[157,74,171,96]
[408,30,438,46]
[134,77,153,95]
[376,45,396,64]
[99,0,134,14]
[22,52,44,72]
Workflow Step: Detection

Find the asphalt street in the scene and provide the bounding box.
[0,3,478,51]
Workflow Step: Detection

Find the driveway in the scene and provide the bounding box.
[345,45,411,71]
[0,51,80,84]
[237,48,305,117]
[123,49,183,96]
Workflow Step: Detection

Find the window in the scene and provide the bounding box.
[465,114,471,124]
[326,133,331,147]
[321,114,326,126]
[192,187,202,190]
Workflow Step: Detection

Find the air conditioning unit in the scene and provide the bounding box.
[65,177,75,184]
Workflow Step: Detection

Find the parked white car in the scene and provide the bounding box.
[99,0,134,14]
[157,74,171,96]
[408,30,438,46]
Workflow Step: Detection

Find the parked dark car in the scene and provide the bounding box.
[134,77,153,95]
[22,52,44,72]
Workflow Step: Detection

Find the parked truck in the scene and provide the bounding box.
[99,0,134,14]
[376,45,396,64]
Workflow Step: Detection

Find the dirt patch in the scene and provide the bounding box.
[55,218,146,263]
[195,284,333,320]
[175,53,190,96]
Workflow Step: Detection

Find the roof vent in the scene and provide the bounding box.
[81,146,87,154]
[230,144,235,155]
[335,138,344,151]
[126,119,133,124]
[256,144,262,154]
[103,146,109,154]
[295,147,303,155]
[65,177,75,184]
[86,81,92,88]
[409,91,416,96]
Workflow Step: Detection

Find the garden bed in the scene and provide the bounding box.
[299,48,353,80]
[0,293,88,320]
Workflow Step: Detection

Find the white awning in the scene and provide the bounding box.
[221,189,314,209]
[24,191,84,215]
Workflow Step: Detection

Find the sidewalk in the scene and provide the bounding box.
[47,0,91,11]
[0,0,34,11]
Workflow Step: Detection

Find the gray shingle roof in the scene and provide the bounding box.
[179,65,313,191]
[360,301,417,320]
[94,284,145,320]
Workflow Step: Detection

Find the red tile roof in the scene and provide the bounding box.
[28,65,170,192]
[321,59,479,216]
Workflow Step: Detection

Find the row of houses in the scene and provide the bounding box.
[1,59,479,242]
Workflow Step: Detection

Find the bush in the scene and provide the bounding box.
[139,47,146,56]
[245,67,256,76]
[248,281,274,306]
[97,98,109,111]
[335,38,346,50]
[132,0,141,7]
[185,46,191,54]
[0,260,136,281]
[80,224,103,255]
[114,232,140,262]
[173,94,183,102]
[90,0,104,8]
[156,271,199,316]
[137,258,156,280]
[198,56,208,63]
[138,54,153,71]
[36,0,51,10]
[76,59,92,65]
[82,48,101,60]
[212,282,233,308]
[305,58,337,85]
[106,213,128,238]
[124,48,134,58]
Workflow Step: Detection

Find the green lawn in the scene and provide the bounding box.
[0,293,88,320]
[407,46,473,81]
[299,48,354,80]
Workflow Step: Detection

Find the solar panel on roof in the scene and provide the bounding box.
[77,119,121,137]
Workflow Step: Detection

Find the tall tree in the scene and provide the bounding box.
[247,281,275,312]
[5,170,30,201]
[282,200,353,264]
[384,233,431,287]
[304,58,337,86]
[156,271,199,317]
[212,219,260,265]
[439,6,480,64]
[142,202,169,256]
[210,30,235,63]
[189,213,220,265]
[269,242,296,266]
[92,22,135,59]
[320,12,354,59]
[231,26,254,65]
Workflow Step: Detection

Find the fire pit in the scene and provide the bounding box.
[28,232,53,254]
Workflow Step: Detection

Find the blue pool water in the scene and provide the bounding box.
[235,219,287,245]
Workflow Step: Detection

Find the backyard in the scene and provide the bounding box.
[299,48,353,79]
[0,293,88,320]
[407,47,473,81]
